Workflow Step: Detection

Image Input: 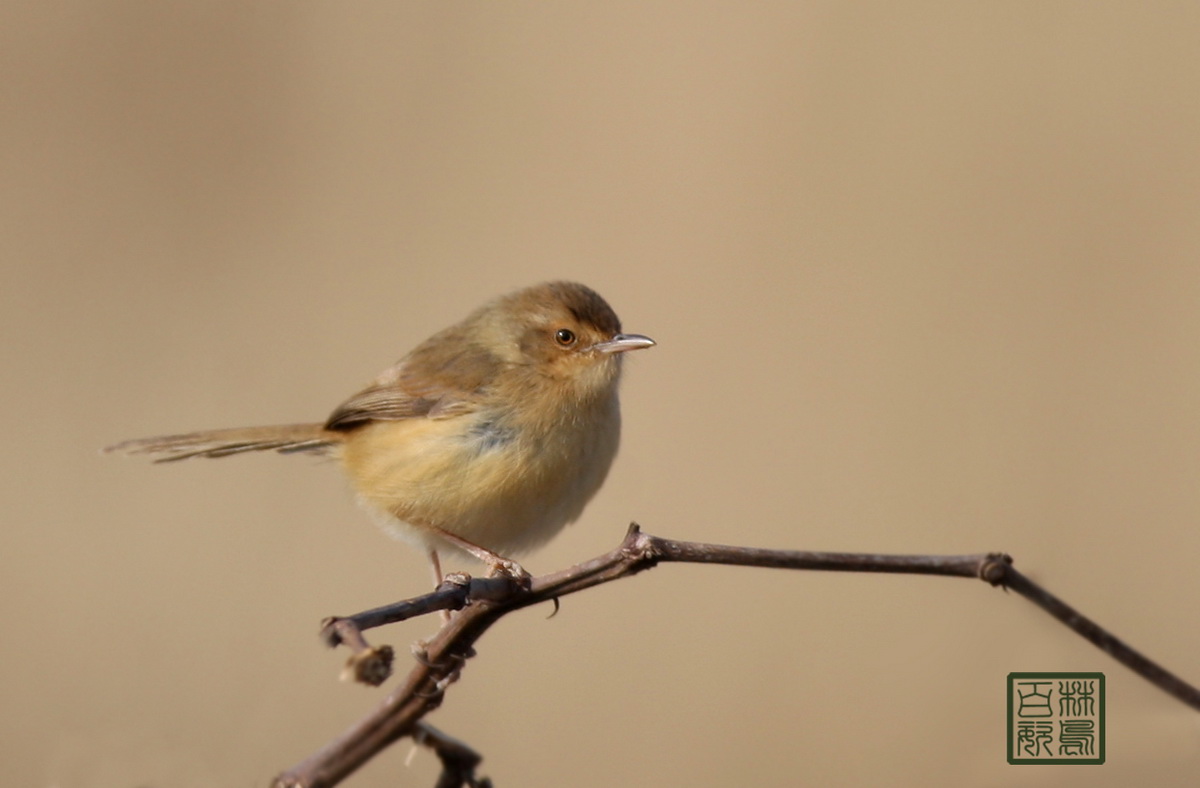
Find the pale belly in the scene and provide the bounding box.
[336,406,621,560]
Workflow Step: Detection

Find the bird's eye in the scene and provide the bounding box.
[554,328,576,346]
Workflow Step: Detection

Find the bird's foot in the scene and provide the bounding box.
[486,558,532,590]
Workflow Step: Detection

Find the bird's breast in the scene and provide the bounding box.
[338,398,621,555]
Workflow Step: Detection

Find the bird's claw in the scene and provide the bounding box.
[487,558,532,589]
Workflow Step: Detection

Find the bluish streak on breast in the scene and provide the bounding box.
[467,417,518,453]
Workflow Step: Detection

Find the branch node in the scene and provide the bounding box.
[979,552,1014,586]
[412,643,475,671]
[340,645,395,687]
[319,616,346,648]
[441,571,472,589]
[623,523,664,565]
[321,616,372,652]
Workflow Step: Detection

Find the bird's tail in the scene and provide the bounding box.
[104,423,338,462]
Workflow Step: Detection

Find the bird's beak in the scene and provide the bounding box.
[592,333,656,354]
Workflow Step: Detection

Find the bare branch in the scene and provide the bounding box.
[274,524,1200,788]
[998,564,1200,708]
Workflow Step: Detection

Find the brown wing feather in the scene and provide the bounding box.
[324,326,503,431]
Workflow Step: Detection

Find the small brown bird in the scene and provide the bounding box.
[107,281,654,584]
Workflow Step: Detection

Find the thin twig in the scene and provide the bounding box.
[999,564,1200,708]
[273,524,1200,788]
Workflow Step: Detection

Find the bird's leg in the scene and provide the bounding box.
[428,549,444,587]
[427,549,453,625]
[427,526,530,586]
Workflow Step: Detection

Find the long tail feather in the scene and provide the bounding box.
[104,423,337,463]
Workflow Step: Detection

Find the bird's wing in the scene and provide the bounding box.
[324,333,502,430]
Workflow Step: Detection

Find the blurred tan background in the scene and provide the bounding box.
[4,2,1200,786]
